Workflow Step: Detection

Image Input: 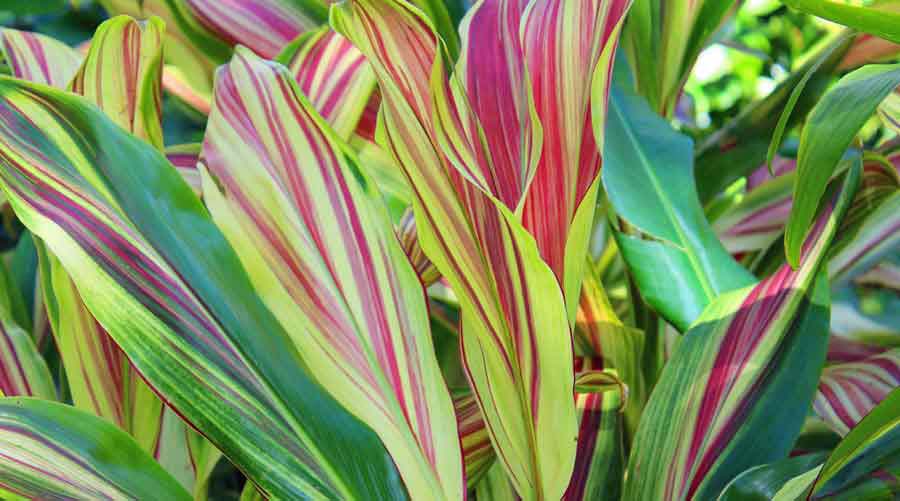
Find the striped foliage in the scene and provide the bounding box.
[199,46,462,501]
[814,348,900,437]
[624,165,860,500]
[0,260,53,399]
[0,398,191,500]
[0,29,82,88]
[332,0,631,497]
[0,77,406,499]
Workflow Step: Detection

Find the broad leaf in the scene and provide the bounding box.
[0,28,82,88]
[0,77,406,500]
[332,0,632,496]
[603,88,755,331]
[0,398,190,501]
[624,165,860,500]
[718,452,828,501]
[200,46,463,501]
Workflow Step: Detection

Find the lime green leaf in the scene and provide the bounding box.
[0,28,82,88]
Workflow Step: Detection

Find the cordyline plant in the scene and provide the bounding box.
[0,0,897,500]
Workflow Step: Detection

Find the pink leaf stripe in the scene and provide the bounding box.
[332,0,632,496]
[0,81,342,497]
[184,0,324,58]
[0,29,83,88]
[455,393,494,486]
[814,349,900,436]
[565,357,623,501]
[398,209,440,286]
[0,319,53,399]
[283,28,377,140]
[200,47,462,500]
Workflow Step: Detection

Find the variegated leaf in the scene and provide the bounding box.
[624,165,860,500]
[200,46,462,500]
[814,348,900,436]
[333,1,631,497]
[0,77,406,500]
[0,398,190,500]
[0,260,53,399]
[0,28,82,88]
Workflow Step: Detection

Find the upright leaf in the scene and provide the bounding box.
[624,165,860,500]
[200,46,462,501]
[603,88,755,331]
[785,63,900,267]
[0,398,190,501]
[0,78,406,500]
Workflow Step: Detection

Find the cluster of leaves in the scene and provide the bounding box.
[0,0,897,500]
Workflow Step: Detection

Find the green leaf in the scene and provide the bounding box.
[0,397,190,500]
[813,386,900,496]
[603,87,755,331]
[785,63,900,267]
[718,452,828,501]
[784,0,900,45]
[694,35,853,204]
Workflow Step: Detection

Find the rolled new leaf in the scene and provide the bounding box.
[0,398,190,500]
[624,164,861,500]
[0,77,406,500]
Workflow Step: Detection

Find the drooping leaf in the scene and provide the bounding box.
[624,165,861,501]
[785,63,900,267]
[199,46,462,501]
[0,28,82,88]
[0,77,406,500]
[182,0,326,58]
[783,0,900,45]
[0,397,190,501]
[814,348,900,437]
[603,87,755,331]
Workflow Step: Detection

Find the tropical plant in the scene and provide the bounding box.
[0,0,897,500]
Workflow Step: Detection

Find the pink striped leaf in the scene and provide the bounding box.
[0,260,54,399]
[814,348,900,436]
[164,143,202,194]
[97,0,229,95]
[199,46,462,500]
[565,358,625,501]
[397,208,441,287]
[0,28,82,88]
[0,398,191,500]
[454,393,495,488]
[18,17,218,494]
[183,0,326,59]
[332,0,631,497]
[624,164,861,501]
[278,28,377,141]
[0,75,406,499]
